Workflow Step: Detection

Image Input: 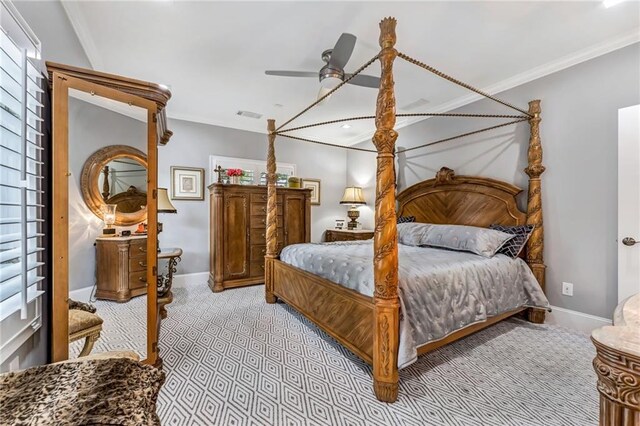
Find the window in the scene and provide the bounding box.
[209,155,296,186]
[0,4,45,364]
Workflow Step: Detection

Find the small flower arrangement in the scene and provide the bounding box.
[226,168,243,177]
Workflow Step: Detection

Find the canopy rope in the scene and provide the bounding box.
[275,132,377,153]
[397,52,531,117]
[396,117,529,154]
[275,54,380,132]
[276,112,527,134]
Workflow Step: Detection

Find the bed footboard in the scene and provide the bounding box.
[271,259,375,364]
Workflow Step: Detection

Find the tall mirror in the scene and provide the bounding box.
[68,90,150,361]
[49,63,171,365]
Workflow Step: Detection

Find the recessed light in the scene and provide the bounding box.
[341,124,351,129]
[603,0,626,7]
[274,103,284,108]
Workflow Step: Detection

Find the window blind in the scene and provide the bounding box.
[0,28,44,320]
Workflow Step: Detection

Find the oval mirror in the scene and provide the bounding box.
[81,145,148,226]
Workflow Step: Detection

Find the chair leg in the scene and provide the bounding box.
[79,332,100,357]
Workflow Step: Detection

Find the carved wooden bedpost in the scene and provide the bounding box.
[525,100,546,323]
[265,119,278,304]
[372,17,400,403]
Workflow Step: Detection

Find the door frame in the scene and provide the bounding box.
[618,104,640,303]
[51,72,159,364]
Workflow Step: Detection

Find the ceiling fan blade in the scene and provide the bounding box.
[328,33,356,70]
[265,70,318,78]
[345,74,380,88]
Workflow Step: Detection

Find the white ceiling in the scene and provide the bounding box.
[61,1,639,146]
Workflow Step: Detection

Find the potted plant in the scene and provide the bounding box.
[226,168,243,184]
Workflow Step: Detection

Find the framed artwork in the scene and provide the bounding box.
[170,166,205,200]
[301,178,321,205]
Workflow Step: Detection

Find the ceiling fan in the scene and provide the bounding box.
[265,33,381,100]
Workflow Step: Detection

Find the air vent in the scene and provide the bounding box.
[400,98,430,111]
[236,110,263,119]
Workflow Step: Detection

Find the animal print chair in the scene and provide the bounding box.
[68,299,103,357]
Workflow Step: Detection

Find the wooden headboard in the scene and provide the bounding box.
[396,167,526,227]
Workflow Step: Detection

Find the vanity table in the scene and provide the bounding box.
[95,235,148,302]
[592,294,640,425]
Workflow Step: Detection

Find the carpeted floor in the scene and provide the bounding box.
[89,280,600,425]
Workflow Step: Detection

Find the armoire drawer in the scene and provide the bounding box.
[250,193,283,204]
[249,260,266,278]
[250,203,283,216]
[250,215,283,229]
[250,228,283,243]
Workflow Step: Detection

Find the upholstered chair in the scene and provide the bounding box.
[68,299,103,357]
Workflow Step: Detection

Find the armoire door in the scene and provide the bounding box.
[283,193,307,246]
[224,193,249,280]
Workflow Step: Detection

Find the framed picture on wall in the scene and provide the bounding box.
[301,178,321,205]
[171,166,205,200]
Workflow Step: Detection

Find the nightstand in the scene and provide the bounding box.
[325,229,375,242]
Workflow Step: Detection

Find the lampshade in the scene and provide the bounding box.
[317,76,342,101]
[340,186,366,205]
[157,188,177,213]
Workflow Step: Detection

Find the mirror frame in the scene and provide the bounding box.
[48,61,172,366]
[80,144,148,226]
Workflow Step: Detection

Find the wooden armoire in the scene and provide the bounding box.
[208,184,311,292]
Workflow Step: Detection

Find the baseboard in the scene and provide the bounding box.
[69,286,94,303]
[173,272,209,288]
[546,305,612,334]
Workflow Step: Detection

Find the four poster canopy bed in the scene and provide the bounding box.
[263,17,548,403]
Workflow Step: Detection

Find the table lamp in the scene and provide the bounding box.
[157,188,177,251]
[340,186,366,230]
[102,204,117,236]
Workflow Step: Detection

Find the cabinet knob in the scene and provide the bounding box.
[138,246,147,253]
[138,277,147,283]
[261,207,266,213]
[138,261,147,267]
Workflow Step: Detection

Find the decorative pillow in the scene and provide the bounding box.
[397,222,431,246]
[421,224,514,258]
[489,224,534,258]
[397,216,416,224]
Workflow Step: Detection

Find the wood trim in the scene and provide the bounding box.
[272,260,374,364]
[46,62,172,145]
[50,70,165,365]
[265,119,278,304]
[51,72,69,362]
[146,107,158,366]
[371,17,401,403]
[397,167,527,227]
[416,308,525,355]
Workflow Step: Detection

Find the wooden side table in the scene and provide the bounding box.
[591,294,640,425]
[325,229,374,242]
[155,247,182,369]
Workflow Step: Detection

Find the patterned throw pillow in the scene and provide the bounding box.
[489,224,534,258]
[397,216,416,224]
[421,224,514,258]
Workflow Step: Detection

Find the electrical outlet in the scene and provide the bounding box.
[562,282,574,297]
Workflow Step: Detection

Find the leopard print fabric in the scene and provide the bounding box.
[0,358,165,425]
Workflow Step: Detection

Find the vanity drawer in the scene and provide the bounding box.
[129,270,148,290]
[250,215,284,229]
[250,228,283,244]
[250,203,283,216]
[250,193,283,204]
[129,257,147,273]
[129,239,148,256]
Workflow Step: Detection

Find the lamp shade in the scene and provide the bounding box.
[340,186,366,205]
[157,188,177,213]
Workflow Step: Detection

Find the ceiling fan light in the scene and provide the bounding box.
[318,76,342,101]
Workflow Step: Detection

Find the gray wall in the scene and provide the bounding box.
[348,43,640,319]
[158,119,347,276]
[68,98,147,292]
[14,1,92,68]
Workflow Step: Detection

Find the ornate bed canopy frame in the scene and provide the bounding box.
[264,17,546,403]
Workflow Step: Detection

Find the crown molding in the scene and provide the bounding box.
[342,29,640,146]
[60,0,103,70]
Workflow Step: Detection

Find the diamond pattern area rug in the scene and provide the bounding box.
[144,281,599,426]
